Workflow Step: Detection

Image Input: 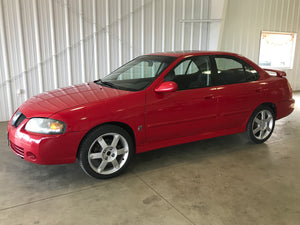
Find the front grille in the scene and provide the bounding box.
[10,142,24,158]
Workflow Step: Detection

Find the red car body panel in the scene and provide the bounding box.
[7,51,295,165]
[8,83,146,164]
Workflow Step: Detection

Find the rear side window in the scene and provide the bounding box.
[215,58,243,71]
[212,56,259,86]
[244,64,260,82]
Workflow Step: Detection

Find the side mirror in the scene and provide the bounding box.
[154,81,178,93]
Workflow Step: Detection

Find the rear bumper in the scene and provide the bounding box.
[7,120,86,165]
[276,98,295,120]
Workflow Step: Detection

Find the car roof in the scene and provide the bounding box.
[149,51,242,58]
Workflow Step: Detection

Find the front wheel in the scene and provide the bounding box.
[247,106,275,144]
[79,125,134,179]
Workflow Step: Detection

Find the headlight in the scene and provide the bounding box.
[25,118,66,134]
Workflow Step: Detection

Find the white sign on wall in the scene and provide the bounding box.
[259,31,297,69]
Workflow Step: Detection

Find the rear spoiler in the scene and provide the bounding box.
[263,68,286,77]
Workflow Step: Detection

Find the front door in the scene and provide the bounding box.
[145,55,218,143]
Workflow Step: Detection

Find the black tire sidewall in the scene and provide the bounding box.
[79,125,134,179]
[247,106,275,144]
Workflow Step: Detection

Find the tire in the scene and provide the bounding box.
[79,125,134,179]
[246,105,275,144]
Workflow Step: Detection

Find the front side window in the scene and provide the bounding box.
[165,56,212,90]
[212,56,259,86]
[97,55,176,91]
[174,60,199,75]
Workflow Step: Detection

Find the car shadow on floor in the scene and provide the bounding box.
[130,132,271,175]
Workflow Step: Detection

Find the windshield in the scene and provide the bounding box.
[97,55,176,91]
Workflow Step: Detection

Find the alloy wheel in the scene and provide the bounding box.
[252,109,274,140]
[87,132,129,175]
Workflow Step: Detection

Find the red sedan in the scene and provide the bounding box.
[7,51,295,178]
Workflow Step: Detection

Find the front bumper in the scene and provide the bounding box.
[7,118,86,165]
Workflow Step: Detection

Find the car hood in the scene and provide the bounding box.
[19,82,131,118]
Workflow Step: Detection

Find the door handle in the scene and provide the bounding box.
[256,88,268,93]
[204,94,215,100]
[256,88,263,93]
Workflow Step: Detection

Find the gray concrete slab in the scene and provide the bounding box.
[0,92,299,225]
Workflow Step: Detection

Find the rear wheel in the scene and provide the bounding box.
[79,125,134,179]
[247,106,275,144]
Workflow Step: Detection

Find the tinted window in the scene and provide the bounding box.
[212,56,259,86]
[215,58,243,71]
[164,56,212,90]
[244,64,260,82]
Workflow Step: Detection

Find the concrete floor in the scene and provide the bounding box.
[0,93,300,225]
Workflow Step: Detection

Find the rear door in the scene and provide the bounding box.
[211,55,261,131]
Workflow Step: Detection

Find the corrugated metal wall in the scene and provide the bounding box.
[220,0,300,91]
[0,0,224,121]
